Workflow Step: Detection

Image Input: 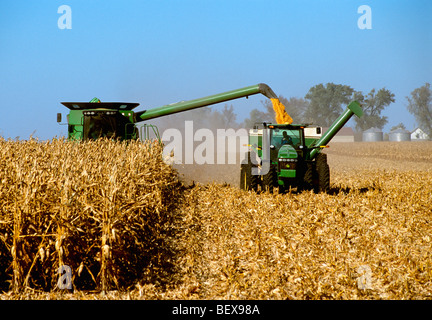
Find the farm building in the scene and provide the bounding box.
[323,126,355,142]
[411,127,429,141]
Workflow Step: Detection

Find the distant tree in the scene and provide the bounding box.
[242,109,272,128]
[284,96,309,123]
[207,109,226,129]
[155,106,213,133]
[259,98,275,120]
[199,104,241,130]
[353,88,395,131]
[407,83,432,139]
[390,122,406,131]
[304,83,354,126]
[220,104,238,129]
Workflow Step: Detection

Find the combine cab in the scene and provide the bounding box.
[59,101,140,140]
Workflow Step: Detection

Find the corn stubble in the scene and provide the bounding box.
[1,139,432,299]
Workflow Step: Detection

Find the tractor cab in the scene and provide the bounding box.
[268,123,306,147]
[267,124,322,148]
[58,101,140,140]
[266,124,307,164]
[250,123,322,163]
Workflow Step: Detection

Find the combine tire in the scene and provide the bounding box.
[314,153,330,193]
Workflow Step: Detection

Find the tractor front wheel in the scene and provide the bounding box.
[262,165,278,193]
[240,153,259,191]
[301,163,314,191]
[314,153,330,193]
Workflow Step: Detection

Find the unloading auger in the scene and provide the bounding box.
[57,83,291,141]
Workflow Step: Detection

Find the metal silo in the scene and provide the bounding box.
[389,128,411,142]
[362,127,383,142]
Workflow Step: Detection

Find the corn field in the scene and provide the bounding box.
[0,138,183,294]
[0,139,432,299]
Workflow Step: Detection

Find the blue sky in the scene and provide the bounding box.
[0,0,430,139]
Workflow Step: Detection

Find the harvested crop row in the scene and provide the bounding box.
[169,169,432,300]
[326,141,432,163]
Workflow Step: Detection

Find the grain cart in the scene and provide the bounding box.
[57,83,285,141]
[240,101,363,193]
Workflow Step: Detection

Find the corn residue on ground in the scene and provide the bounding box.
[0,139,431,299]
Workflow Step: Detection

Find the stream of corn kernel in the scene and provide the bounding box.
[270,98,293,124]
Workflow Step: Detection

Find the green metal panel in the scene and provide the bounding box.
[119,110,134,122]
[308,101,363,160]
[279,169,296,178]
[89,97,101,103]
[248,129,263,158]
[305,137,319,147]
[138,124,161,142]
[278,144,297,159]
[67,110,84,140]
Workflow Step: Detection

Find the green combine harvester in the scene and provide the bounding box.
[57,83,280,141]
[240,101,363,193]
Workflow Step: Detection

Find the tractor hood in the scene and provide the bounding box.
[278,144,297,159]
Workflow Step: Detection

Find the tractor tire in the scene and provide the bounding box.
[240,163,248,190]
[301,163,315,191]
[262,165,278,193]
[240,153,259,191]
[314,153,330,193]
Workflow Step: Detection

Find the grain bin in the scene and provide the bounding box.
[389,128,411,142]
[362,127,383,142]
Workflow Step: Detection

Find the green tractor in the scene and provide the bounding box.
[240,101,363,193]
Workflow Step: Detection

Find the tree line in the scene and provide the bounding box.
[244,82,396,132]
[155,82,432,139]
